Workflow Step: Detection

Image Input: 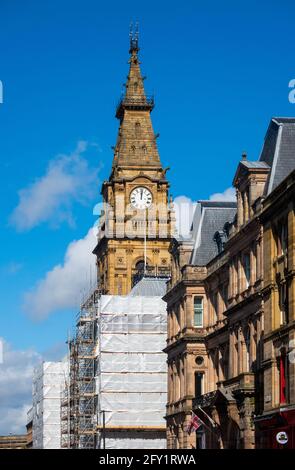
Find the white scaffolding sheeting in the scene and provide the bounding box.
[32,361,68,449]
[104,437,166,450]
[97,293,167,449]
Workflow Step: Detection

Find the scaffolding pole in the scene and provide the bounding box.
[60,287,99,449]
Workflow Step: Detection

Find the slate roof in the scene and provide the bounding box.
[129,277,167,297]
[259,117,295,194]
[190,201,237,266]
[239,160,269,169]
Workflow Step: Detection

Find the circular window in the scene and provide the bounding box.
[195,356,204,366]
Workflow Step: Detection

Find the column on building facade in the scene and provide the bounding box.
[185,294,193,329]
[170,361,175,404]
[175,304,180,336]
[260,234,264,281]
[168,363,172,404]
[171,258,176,286]
[243,190,249,223]
[256,239,261,281]
[238,325,243,374]
[229,261,233,299]
[256,315,262,369]
[217,348,221,387]
[238,396,255,449]
[171,305,176,338]
[250,245,256,286]
[217,289,223,322]
[248,180,254,218]
[181,355,186,398]
[273,286,281,331]
[249,321,255,369]
[175,360,180,402]
[170,309,174,341]
[237,256,242,294]
[237,190,243,227]
[215,348,219,384]
[218,348,224,382]
[232,257,238,298]
[172,307,176,339]
[207,294,212,326]
[207,351,212,391]
[234,327,239,377]
[243,324,250,373]
[229,327,234,379]
[179,300,185,333]
[180,357,185,400]
[185,353,195,397]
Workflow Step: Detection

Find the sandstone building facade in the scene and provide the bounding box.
[255,120,295,448]
[164,118,295,449]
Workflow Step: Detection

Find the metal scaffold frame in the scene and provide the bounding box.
[60,287,99,449]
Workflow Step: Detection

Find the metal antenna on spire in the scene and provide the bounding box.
[129,21,133,40]
[129,21,139,53]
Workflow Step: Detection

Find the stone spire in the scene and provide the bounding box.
[112,27,162,169]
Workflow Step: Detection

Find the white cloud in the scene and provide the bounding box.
[0,338,41,435]
[209,186,236,202]
[10,141,100,231]
[23,227,97,320]
[173,189,236,240]
[173,195,196,240]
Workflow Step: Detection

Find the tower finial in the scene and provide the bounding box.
[129,21,139,53]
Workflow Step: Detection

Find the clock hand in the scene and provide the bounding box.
[140,189,143,200]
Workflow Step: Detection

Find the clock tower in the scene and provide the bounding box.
[93,31,174,295]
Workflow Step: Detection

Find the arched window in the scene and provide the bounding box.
[135,121,141,137]
[135,260,145,272]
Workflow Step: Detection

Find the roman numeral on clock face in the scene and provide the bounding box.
[130,186,153,209]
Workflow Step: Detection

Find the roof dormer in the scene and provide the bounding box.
[233,152,270,228]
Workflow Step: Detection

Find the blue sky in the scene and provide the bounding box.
[0,0,295,432]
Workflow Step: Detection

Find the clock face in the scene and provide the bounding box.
[130,187,153,209]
